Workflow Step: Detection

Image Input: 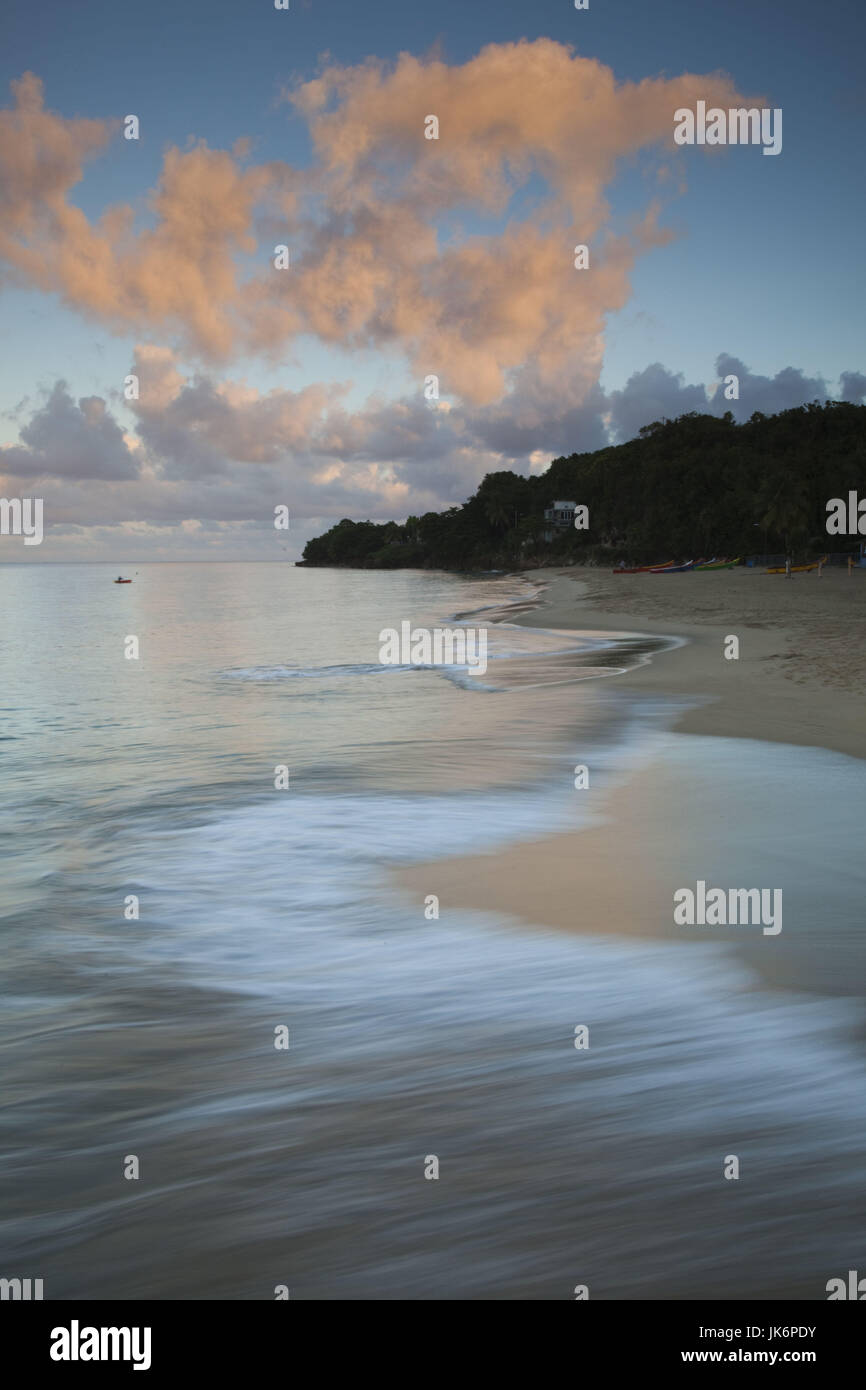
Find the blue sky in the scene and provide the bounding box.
[1,0,864,558]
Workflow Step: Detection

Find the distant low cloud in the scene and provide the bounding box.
[839,371,866,403]
[606,363,708,442]
[0,381,139,479]
[713,354,831,420]
[604,355,857,443]
[3,352,862,555]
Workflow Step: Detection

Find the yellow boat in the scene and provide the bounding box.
[764,557,826,574]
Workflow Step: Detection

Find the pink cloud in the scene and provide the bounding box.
[0,46,756,405]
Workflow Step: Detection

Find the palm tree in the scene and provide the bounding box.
[761,480,809,555]
[484,497,510,533]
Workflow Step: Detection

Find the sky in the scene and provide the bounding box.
[1,0,864,560]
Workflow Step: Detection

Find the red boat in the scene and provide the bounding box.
[613,560,673,575]
[114,577,132,584]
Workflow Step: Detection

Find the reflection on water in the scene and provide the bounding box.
[0,563,864,1299]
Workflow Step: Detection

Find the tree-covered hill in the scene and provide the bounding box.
[299,402,866,569]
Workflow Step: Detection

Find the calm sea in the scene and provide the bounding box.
[1,562,864,1299]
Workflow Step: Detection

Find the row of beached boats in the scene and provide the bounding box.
[613,556,826,575]
[613,557,741,574]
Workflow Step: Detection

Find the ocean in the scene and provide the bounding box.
[1,562,864,1299]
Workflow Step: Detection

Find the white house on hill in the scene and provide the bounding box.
[542,499,577,541]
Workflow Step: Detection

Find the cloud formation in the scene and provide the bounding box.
[2,49,862,561]
[3,351,862,558]
[0,47,753,409]
[0,380,139,479]
[604,355,866,442]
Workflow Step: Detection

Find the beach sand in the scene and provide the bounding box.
[393,565,866,990]
[518,565,866,760]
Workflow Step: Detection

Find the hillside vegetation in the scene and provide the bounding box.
[300,403,866,569]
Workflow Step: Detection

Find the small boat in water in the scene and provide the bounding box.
[114,577,132,584]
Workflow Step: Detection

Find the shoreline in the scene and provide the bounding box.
[393,565,866,994]
[511,565,866,763]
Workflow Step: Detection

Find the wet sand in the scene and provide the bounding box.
[516,566,866,761]
[394,565,866,1000]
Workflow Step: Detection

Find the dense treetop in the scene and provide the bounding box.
[300,403,866,569]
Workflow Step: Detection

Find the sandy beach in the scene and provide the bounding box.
[520,565,866,760]
[394,564,866,992]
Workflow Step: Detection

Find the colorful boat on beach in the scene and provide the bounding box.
[694,557,740,570]
[651,559,694,572]
[764,559,824,574]
[613,560,673,574]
